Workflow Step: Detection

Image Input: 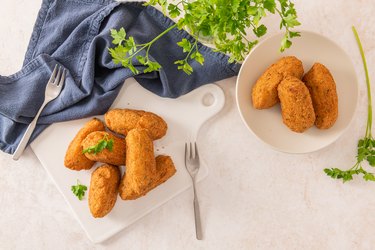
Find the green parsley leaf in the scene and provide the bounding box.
[177,38,192,53]
[144,60,162,73]
[280,35,292,52]
[253,24,267,37]
[289,31,301,38]
[168,3,181,18]
[71,180,87,201]
[175,60,193,75]
[82,134,114,155]
[367,155,375,166]
[283,14,301,28]
[364,172,375,181]
[192,51,204,65]
[174,60,184,65]
[108,45,129,65]
[182,62,193,75]
[110,28,126,45]
[264,0,276,14]
[136,55,147,65]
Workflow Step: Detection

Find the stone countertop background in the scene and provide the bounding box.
[1,0,375,249]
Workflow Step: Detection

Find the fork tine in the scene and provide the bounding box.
[185,143,189,166]
[54,66,63,85]
[194,142,199,161]
[49,65,58,83]
[58,69,66,87]
[190,142,193,159]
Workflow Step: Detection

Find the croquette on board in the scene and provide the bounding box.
[81,131,126,166]
[119,128,156,199]
[64,118,105,171]
[278,76,316,133]
[252,56,304,109]
[105,109,167,140]
[119,155,177,200]
[303,63,338,129]
[89,164,121,218]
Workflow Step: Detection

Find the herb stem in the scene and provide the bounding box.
[175,0,185,7]
[120,23,178,71]
[349,162,359,171]
[353,26,373,138]
[184,38,198,63]
[130,44,148,59]
[141,24,177,59]
[138,24,177,61]
[151,24,177,44]
[241,33,250,43]
[275,8,287,30]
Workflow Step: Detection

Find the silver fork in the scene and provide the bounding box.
[185,142,203,240]
[12,65,66,160]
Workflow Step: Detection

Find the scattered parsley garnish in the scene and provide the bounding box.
[109,0,300,75]
[71,180,87,200]
[82,134,114,155]
[324,26,375,183]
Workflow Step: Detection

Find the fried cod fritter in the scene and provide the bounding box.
[303,63,338,129]
[89,164,121,218]
[64,118,105,171]
[119,128,156,198]
[252,56,304,109]
[119,155,177,200]
[104,109,167,140]
[81,131,126,166]
[278,76,316,133]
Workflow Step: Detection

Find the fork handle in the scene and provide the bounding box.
[193,184,203,240]
[12,101,47,160]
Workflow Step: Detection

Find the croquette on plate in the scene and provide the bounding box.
[252,56,304,109]
[278,76,316,133]
[303,63,338,129]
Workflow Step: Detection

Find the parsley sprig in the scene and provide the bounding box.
[109,0,300,75]
[71,180,87,200]
[324,26,375,183]
[82,134,114,155]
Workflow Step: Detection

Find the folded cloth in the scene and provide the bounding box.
[0,0,240,154]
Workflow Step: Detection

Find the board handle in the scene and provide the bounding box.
[189,84,225,141]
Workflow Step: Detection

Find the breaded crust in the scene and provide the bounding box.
[64,118,105,171]
[119,128,156,197]
[105,109,167,140]
[252,56,304,109]
[81,131,126,166]
[137,112,168,140]
[302,63,338,129]
[278,76,316,133]
[119,155,176,200]
[89,164,121,218]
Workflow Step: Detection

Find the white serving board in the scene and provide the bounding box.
[30,78,225,243]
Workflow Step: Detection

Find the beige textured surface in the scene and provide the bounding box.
[1,0,375,249]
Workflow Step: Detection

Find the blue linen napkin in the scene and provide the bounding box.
[0,0,240,154]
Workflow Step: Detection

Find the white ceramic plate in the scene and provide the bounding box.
[236,31,358,154]
[31,78,225,243]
